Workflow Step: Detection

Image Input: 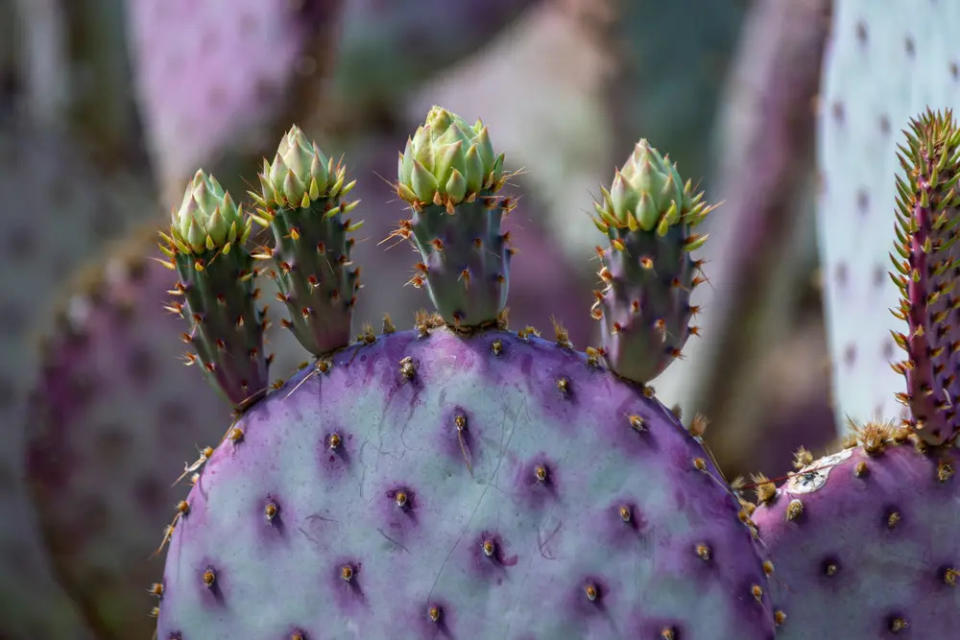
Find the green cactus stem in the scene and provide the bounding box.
[250,125,362,356]
[389,106,512,329]
[889,109,960,446]
[159,169,268,409]
[591,140,716,384]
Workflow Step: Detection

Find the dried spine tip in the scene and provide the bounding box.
[944,567,959,586]
[889,616,908,632]
[793,447,814,469]
[583,582,599,601]
[202,568,216,588]
[786,499,804,521]
[752,474,776,504]
[534,465,549,483]
[399,356,416,379]
[264,501,279,521]
[938,459,955,482]
[482,539,496,557]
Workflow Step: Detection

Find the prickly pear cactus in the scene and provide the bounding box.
[24,235,239,639]
[752,109,960,637]
[752,428,959,637]
[817,0,960,434]
[0,121,154,639]
[889,110,960,446]
[155,111,776,639]
[127,0,342,203]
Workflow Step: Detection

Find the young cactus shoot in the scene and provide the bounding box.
[250,125,362,356]
[390,106,514,328]
[592,140,716,384]
[890,109,960,445]
[158,169,268,409]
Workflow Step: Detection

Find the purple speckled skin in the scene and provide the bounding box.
[159,327,774,639]
[754,443,960,638]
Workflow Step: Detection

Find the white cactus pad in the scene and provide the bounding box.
[818,0,960,434]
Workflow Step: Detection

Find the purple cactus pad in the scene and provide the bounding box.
[158,327,774,638]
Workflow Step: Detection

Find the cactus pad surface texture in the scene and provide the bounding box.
[818,0,960,434]
[752,108,960,638]
[752,428,960,638]
[155,109,776,639]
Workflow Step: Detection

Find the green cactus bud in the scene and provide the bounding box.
[260,125,340,212]
[171,170,245,254]
[398,106,505,207]
[598,140,695,234]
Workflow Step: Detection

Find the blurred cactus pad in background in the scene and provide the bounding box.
[1,0,958,638]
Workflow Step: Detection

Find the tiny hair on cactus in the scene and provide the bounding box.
[888,108,960,445]
[250,125,362,356]
[388,106,514,328]
[591,139,718,384]
[158,169,268,409]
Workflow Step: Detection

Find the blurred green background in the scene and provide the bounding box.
[0,1,836,637]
